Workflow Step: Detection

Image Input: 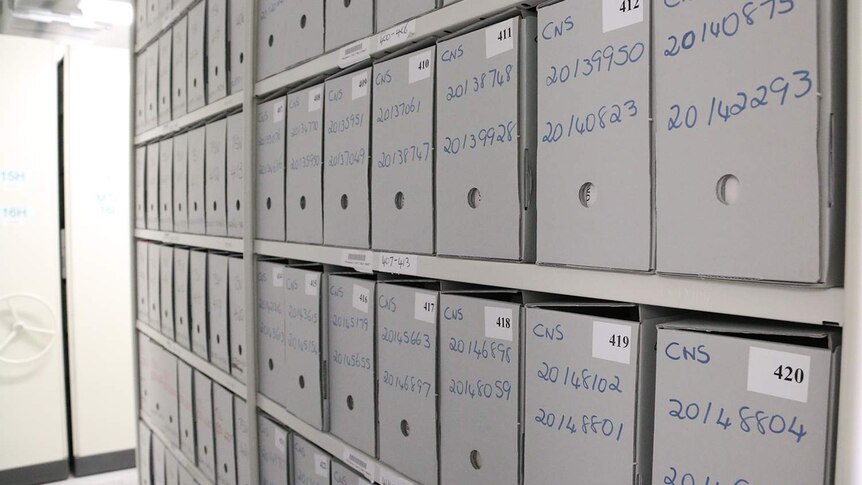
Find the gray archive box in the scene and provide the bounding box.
[257,260,288,405]
[371,46,436,254]
[292,434,330,485]
[283,266,327,430]
[331,460,369,485]
[206,119,228,236]
[256,0,289,81]
[174,248,192,350]
[654,0,845,284]
[172,17,188,119]
[190,250,209,359]
[439,291,522,485]
[187,126,207,234]
[285,84,324,244]
[148,242,161,328]
[138,336,154,418]
[173,133,189,233]
[136,147,146,228]
[136,54,146,133]
[323,69,372,249]
[328,274,376,456]
[536,0,652,271]
[523,304,660,485]
[178,466,195,485]
[376,282,439,485]
[228,0,245,93]
[258,415,289,485]
[435,14,538,261]
[187,1,207,112]
[653,319,841,485]
[284,0,323,68]
[140,423,153,485]
[226,109,244,237]
[145,0,158,29]
[324,0,373,50]
[194,371,217,482]
[207,0,228,102]
[376,0,436,31]
[156,346,181,447]
[228,256,247,382]
[145,43,159,130]
[208,253,231,373]
[165,449,179,485]
[146,143,160,230]
[159,138,174,232]
[177,359,196,464]
[256,97,286,241]
[160,244,175,339]
[157,0,171,26]
[214,384,237,485]
[234,396,252,485]
[158,32,173,126]
[152,435,166,485]
[137,241,149,320]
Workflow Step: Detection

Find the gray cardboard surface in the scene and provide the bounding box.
[165,448,179,485]
[158,32,172,125]
[145,44,159,130]
[205,119,228,236]
[173,133,189,232]
[376,0,436,31]
[208,253,231,373]
[330,460,369,485]
[258,415,289,485]
[177,359,197,464]
[256,97,287,241]
[174,248,192,350]
[285,84,324,244]
[227,112,245,237]
[152,434,166,485]
[327,274,377,456]
[194,371,216,482]
[186,1,207,112]
[324,0,373,50]
[257,260,288,405]
[137,241,149,321]
[292,434,330,485]
[371,46,436,254]
[136,147,146,228]
[284,0,323,68]
[146,143,160,230]
[323,69,372,248]
[207,0,228,102]
[172,17,188,119]
[139,423,152,485]
[187,127,207,234]
[256,0,288,80]
[148,242,161,328]
[229,256,247,382]
[159,138,174,232]
[190,250,209,359]
[136,53,146,133]
[214,384,238,485]
[159,244,175,339]
[229,0,245,93]
[234,396,252,485]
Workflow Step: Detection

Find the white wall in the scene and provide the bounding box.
[64,44,136,459]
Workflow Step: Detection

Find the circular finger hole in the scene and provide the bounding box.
[216,334,220,344]
[223,463,228,473]
[236,200,241,211]
[467,188,481,209]
[238,344,243,355]
[162,96,166,104]
[193,78,197,87]
[194,201,198,212]
[394,191,405,210]
[266,197,272,210]
[268,358,274,370]
[152,303,156,310]
[470,450,482,470]
[344,0,351,6]
[196,324,201,333]
[215,66,219,76]
[213,201,218,211]
[156,403,160,411]
[578,182,595,208]
[178,203,183,212]
[299,375,305,389]
[716,174,740,205]
[400,419,410,437]
[164,310,168,317]
[346,395,354,410]
[169,415,173,423]
[299,196,306,210]
[164,203,168,211]
[204,446,208,455]
[268,34,274,47]
[179,317,183,324]
[177,88,182,97]
[300,14,307,28]
[340,194,349,210]
[185,429,189,438]
[240,52,244,64]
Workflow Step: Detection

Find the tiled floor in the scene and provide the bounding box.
[45,468,137,485]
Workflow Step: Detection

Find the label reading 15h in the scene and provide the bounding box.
[485,306,513,341]
[603,0,644,33]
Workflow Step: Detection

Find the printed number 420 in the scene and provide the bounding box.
[774,365,805,383]
[620,0,640,12]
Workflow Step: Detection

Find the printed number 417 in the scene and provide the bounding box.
[620,0,640,12]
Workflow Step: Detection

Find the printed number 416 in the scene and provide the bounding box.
[620,0,640,12]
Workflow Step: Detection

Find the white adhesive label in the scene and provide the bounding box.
[352,72,369,100]
[485,18,515,59]
[272,266,284,288]
[377,253,418,275]
[0,207,29,225]
[747,346,811,403]
[414,293,437,324]
[305,273,319,296]
[273,99,285,122]
[603,0,644,33]
[484,306,513,341]
[379,469,414,485]
[352,284,370,313]
[308,87,322,112]
[342,448,375,480]
[340,249,374,273]
[592,321,632,364]
[408,51,432,84]
[376,20,416,50]
[314,453,329,478]
[274,429,287,452]
[338,38,370,68]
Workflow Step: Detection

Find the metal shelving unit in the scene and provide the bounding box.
[140,414,211,485]
[131,1,862,483]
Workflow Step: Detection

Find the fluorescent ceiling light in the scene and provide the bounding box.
[78,0,133,26]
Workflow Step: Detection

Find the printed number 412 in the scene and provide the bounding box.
[620,0,640,12]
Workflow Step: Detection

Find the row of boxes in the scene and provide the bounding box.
[258,414,370,485]
[256,263,841,484]
[136,112,245,237]
[138,336,252,485]
[136,241,247,384]
[245,3,844,284]
[139,421,200,485]
[136,0,246,134]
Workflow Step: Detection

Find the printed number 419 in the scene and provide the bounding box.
[620,0,640,12]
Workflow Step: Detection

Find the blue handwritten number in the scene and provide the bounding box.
[793,70,813,98]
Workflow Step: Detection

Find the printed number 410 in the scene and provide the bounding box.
[620,0,640,12]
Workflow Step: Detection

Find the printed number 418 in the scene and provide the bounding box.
[496,316,511,329]
[620,0,640,12]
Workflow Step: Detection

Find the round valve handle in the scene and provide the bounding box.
[0,293,58,365]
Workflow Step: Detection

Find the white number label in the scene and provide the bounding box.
[353,284,370,313]
[352,72,369,100]
[592,321,632,364]
[484,306,513,341]
[273,99,285,122]
[377,252,418,275]
[414,293,437,323]
[272,266,284,288]
[314,453,329,477]
[485,18,515,59]
[274,429,287,452]
[409,51,432,84]
[308,87,322,112]
[305,273,319,296]
[603,0,644,33]
[748,347,811,403]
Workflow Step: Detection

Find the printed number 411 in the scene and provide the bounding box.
[620,0,640,12]
[497,27,512,42]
